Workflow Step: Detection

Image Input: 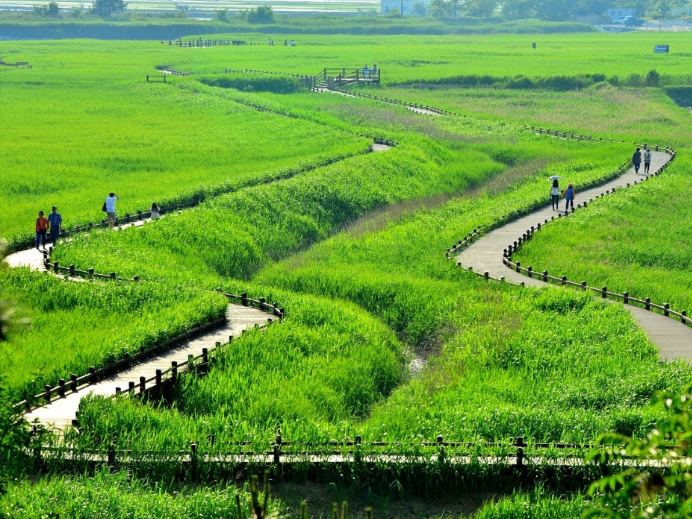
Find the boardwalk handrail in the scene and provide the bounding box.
[447,147,685,326]
[15,289,283,412]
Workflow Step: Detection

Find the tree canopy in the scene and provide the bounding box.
[91,0,127,17]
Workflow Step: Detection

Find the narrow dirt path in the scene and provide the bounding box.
[456,150,692,360]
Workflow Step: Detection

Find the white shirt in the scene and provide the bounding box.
[105,196,118,212]
[551,187,560,196]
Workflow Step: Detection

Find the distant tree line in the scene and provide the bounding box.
[419,0,688,20]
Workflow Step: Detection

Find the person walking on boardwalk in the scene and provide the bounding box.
[35,210,48,250]
[563,183,576,211]
[372,64,378,79]
[150,202,161,220]
[644,147,652,174]
[105,192,119,228]
[632,147,642,174]
[48,206,62,245]
[550,179,561,211]
[363,64,369,79]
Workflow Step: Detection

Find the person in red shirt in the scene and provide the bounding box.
[35,210,48,250]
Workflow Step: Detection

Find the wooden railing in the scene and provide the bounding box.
[35,435,604,470]
[523,125,627,143]
[447,147,685,326]
[224,68,316,88]
[1,61,31,68]
[315,87,463,116]
[163,39,259,47]
[15,283,283,412]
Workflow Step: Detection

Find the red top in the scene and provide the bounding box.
[36,217,48,231]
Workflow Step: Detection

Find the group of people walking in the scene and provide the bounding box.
[34,206,62,250]
[550,180,576,211]
[548,147,654,212]
[34,193,161,250]
[631,147,652,174]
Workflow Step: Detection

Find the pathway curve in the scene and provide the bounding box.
[25,304,269,430]
[5,219,273,430]
[5,218,149,273]
[456,150,692,361]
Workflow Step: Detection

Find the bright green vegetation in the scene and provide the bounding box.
[161,32,692,83]
[514,155,692,314]
[4,32,692,513]
[0,469,585,519]
[0,268,227,399]
[0,469,281,519]
[0,39,366,245]
[48,102,688,448]
[376,84,691,148]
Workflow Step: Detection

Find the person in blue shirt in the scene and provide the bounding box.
[563,184,576,211]
[48,206,62,245]
[105,192,119,228]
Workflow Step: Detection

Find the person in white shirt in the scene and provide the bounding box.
[550,179,560,211]
[105,192,119,228]
[150,202,161,220]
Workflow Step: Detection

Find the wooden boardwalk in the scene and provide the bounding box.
[5,217,148,274]
[4,217,272,430]
[25,304,269,430]
[457,150,692,360]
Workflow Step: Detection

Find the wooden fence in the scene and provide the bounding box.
[1,61,31,68]
[523,125,627,143]
[446,147,685,327]
[158,67,192,77]
[34,435,601,469]
[15,279,283,412]
[164,39,259,47]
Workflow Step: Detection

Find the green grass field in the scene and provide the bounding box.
[3,30,692,514]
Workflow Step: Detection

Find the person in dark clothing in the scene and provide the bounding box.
[632,147,642,173]
[563,184,576,211]
[48,206,62,245]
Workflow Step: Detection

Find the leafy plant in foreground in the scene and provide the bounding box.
[586,385,692,519]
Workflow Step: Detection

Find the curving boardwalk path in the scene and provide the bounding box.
[5,219,271,430]
[457,150,692,361]
[25,304,269,430]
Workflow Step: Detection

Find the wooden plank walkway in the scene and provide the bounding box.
[24,304,269,430]
[456,150,692,361]
[4,216,272,430]
[4,218,148,273]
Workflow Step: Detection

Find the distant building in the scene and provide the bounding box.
[381,0,428,15]
[607,8,636,21]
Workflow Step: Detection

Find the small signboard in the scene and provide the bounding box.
[654,44,670,53]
